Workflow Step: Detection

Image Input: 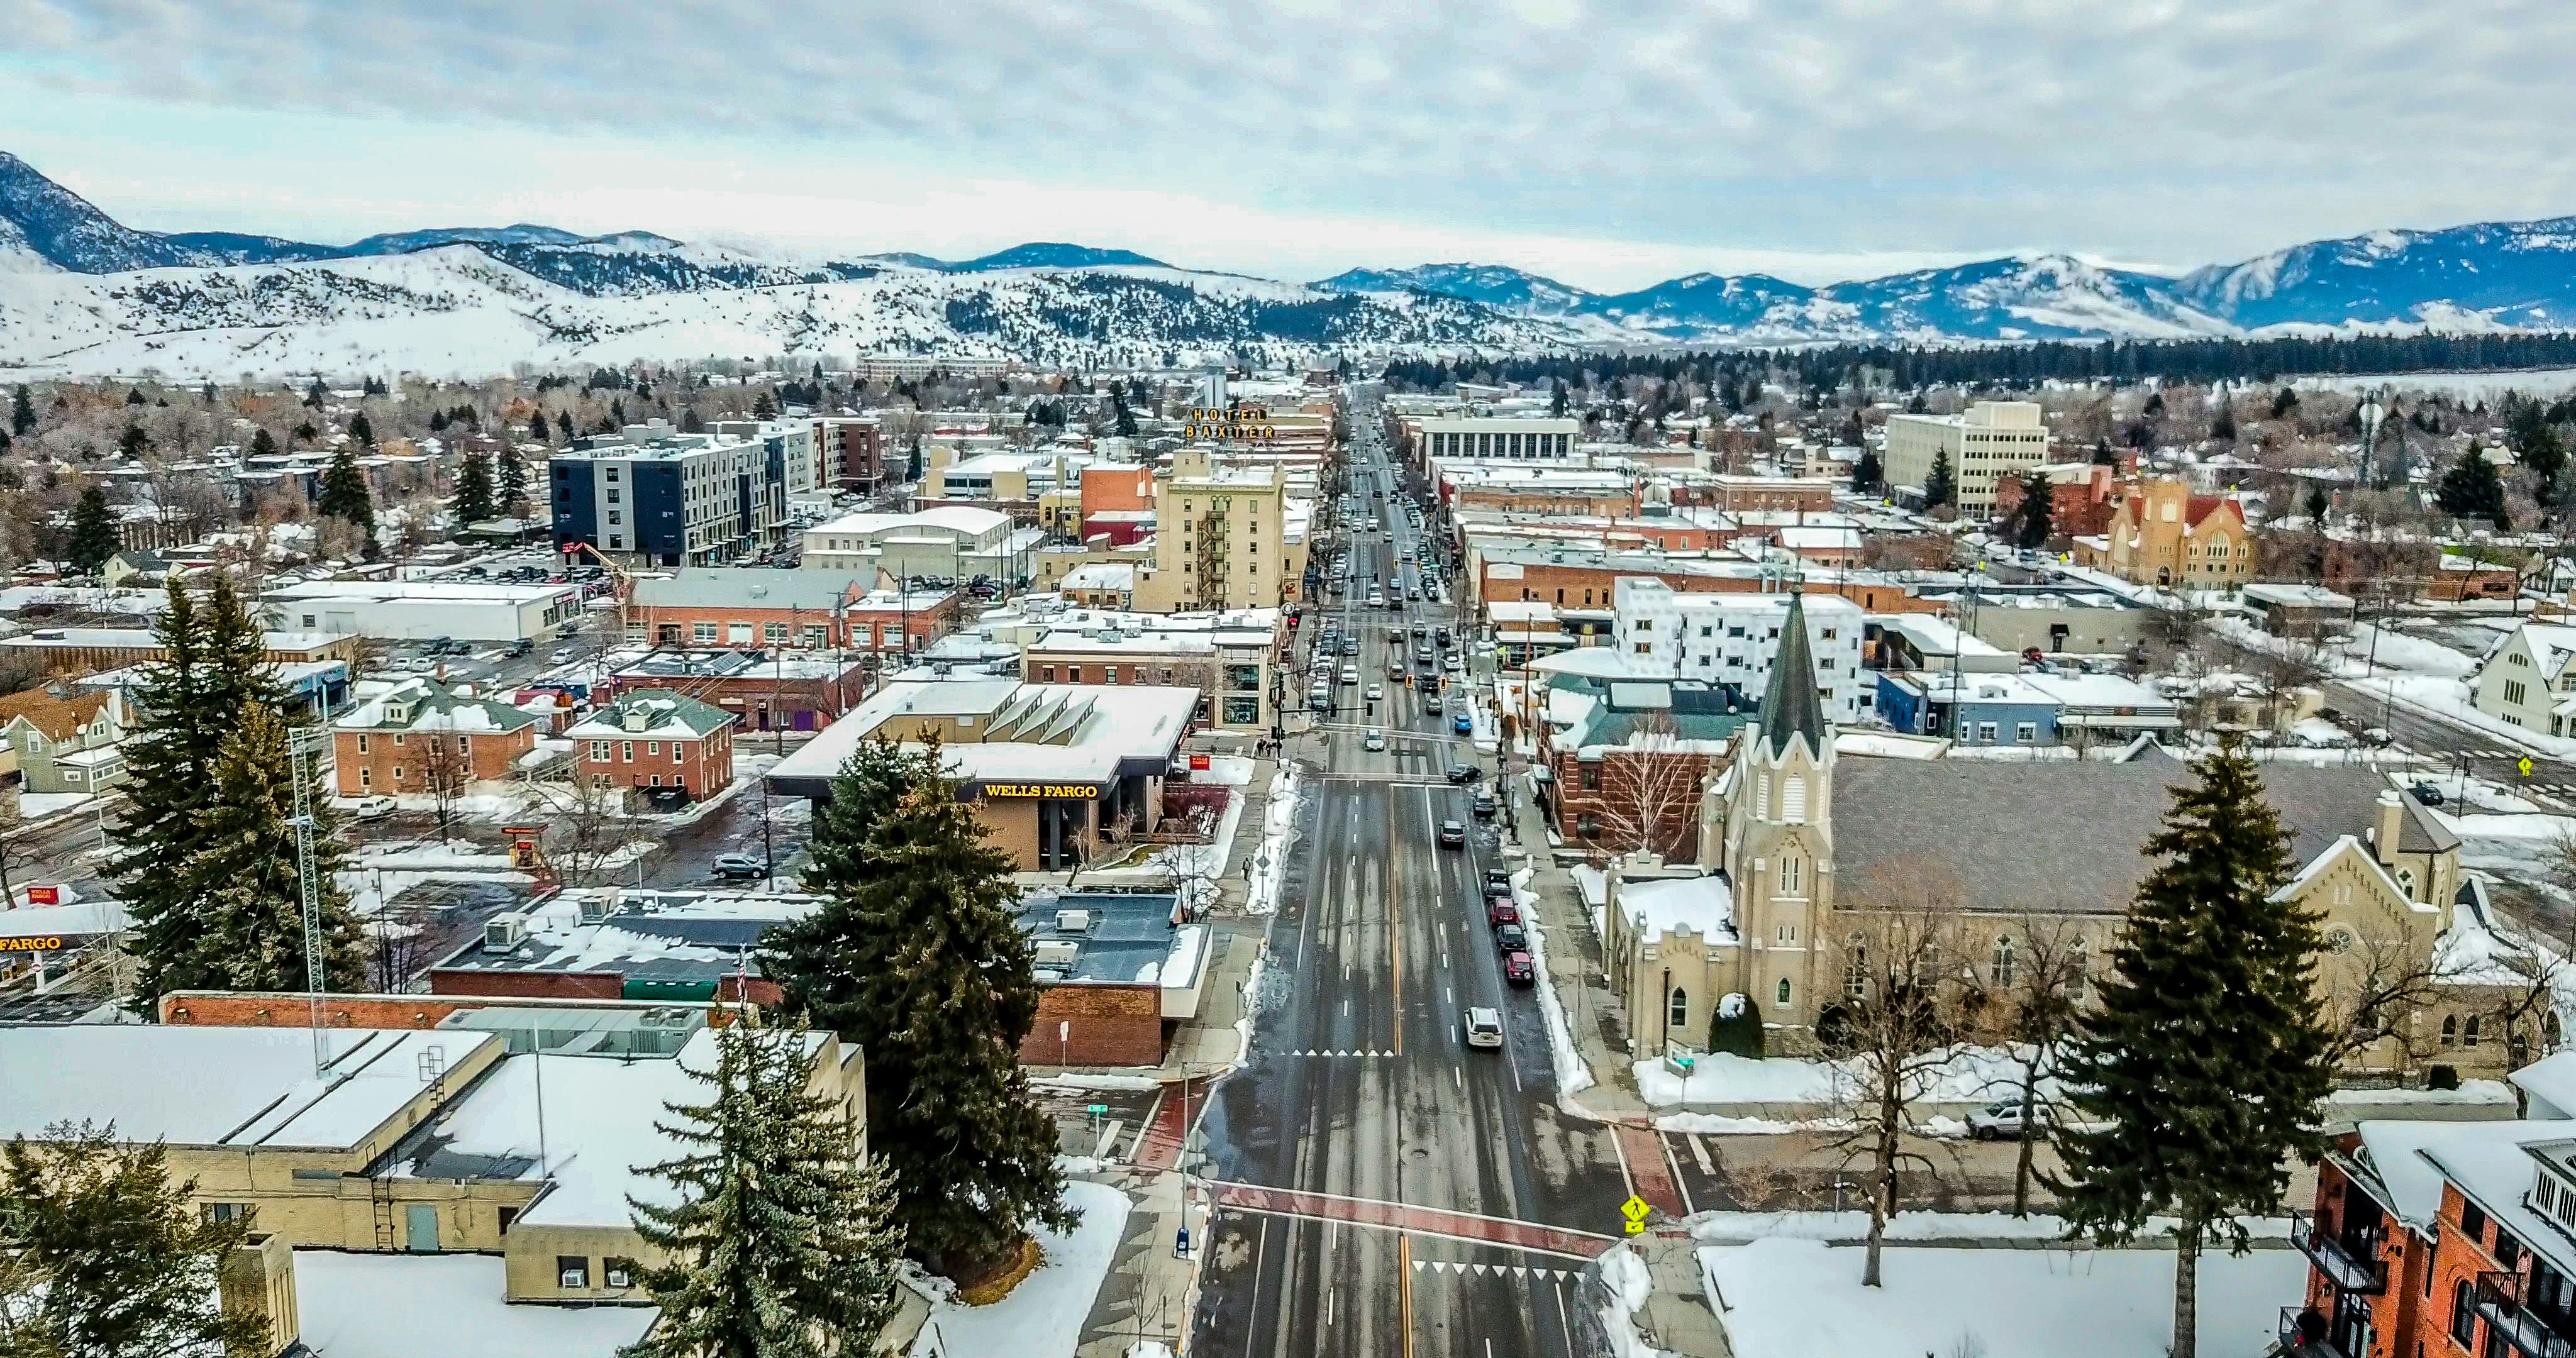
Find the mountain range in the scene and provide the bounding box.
[6,148,2576,378]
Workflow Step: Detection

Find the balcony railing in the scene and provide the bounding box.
[2477,1271,2576,1358]
[2290,1210,2388,1295]
[2278,1308,2352,1358]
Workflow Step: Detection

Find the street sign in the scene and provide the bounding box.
[1620,1195,1650,1234]
[1087,1103,1108,1116]
[2522,756,2538,778]
[25,885,59,907]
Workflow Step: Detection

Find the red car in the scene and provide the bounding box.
[1487,900,1521,928]
[1503,951,1536,985]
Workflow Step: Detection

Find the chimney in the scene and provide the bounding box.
[2373,789,2404,866]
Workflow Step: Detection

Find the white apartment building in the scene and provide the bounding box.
[1880,400,2050,519]
[1611,578,1870,723]
[1415,417,1582,461]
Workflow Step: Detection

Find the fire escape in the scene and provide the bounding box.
[1194,500,1229,608]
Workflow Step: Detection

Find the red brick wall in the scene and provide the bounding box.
[577,725,735,797]
[1546,742,1718,863]
[2299,1148,2425,1358]
[1480,561,1941,616]
[1024,985,1165,1066]
[333,727,536,797]
[1080,466,1155,518]
[429,969,626,1001]
[162,992,479,1027]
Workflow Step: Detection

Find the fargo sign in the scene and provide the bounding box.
[977,783,1102,799]
[1,934,70,953]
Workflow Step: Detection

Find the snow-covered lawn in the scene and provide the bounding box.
[2437,807,2576,883]
[1702,1237,2303,1358]
[1635,1045,2049,1112]
[14,792,94,820]
[913,1178,1130,1358]
[294,1250,653,1358]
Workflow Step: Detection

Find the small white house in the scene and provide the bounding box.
[2470,622,2576,734]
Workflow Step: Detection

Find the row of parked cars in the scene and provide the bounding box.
[1462,866,1537,1051]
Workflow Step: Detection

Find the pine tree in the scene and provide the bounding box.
[497,450,530,516]
[9,384,34,436]
[625,1016,906,1358]
[115,575,293,1012]
[117,422,151,460]
[2302,484,2331,526]
[1922,446,1957,509]
[557,410,575,442]
[2436,440,2510,529]
[2009,471,2055,549]
[454,450,497,524]
[316,443,377,560]
[0,1123,267,1358]
[681,406,706,434]
[762,740,1073,1276]
[347,411,375,446]
[753,390,778,419]
[248,426,279,458]
[1850,447,1883,495]
[184,700,367,993]
[2270,386,2299,419]
[65,486,120,575]
[2049,747,2335,1358]
[2521,422,2566,500]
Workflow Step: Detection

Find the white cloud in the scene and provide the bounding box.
[8,0,2574,285]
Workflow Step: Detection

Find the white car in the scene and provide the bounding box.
[345,795,397,821]
[1365,683,1384,700]
[1463,1007,1504,1050]
[1363,728,1386,751]
[1966,1099,2048,1140]
[1340,665,1360,687]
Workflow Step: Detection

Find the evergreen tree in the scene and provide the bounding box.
[9,384,33,436]
[557,410,576,442]
[527,411,552,445]
[2091,438,2117,466]
[1550,378,1569,417]
[347,411,375,446]
[497,450,530,516]
[2009,471,2055,549]
[182,701,367,993]
[454,450,498,524]
[292,421,317,444]
[681,406,706,434]
[0,1123,266,1358]
[2302,484,2331,525]
[65,486,120,575]
[303,375,327,408]
[316,443,377,559]
[762,741,1072,1276]
[125,385,147,406]
[1921,446,1957,509]
[753,390,778,419]
[2436,440,2510,529]
[114,575,291,1012]
[2049,747,2335,1358]
[117,422,151,459]
[2209,407,2236,441]
[0,424,11,456]
[1850,447,1883,494]
[626,1016,906,1358]
[2521,422,2567,500]
[248,426,279,458]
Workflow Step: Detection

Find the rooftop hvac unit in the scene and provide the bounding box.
[576,895,613,925]
[638,1007,692,1027]
[482,913,528,954]
[1033,940,1082,969]
[1054,908,1092,934]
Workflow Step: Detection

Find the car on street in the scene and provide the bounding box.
[1422,695,1443,715]
[1503,951,1535,986]
[1483,868,1513,896]
[1437,819,1467,848]
[1494,923,1528,952]
[1452,712,1474,736]
[1340,638,1360,656]
[1967,1099,2049,1141]
[712,853,769,880]
[1363,728,1385,751]
[1309,686,1332,712]
[347,795,397,820]
[1340,665,1360,686]
[1366,683,1384,700]
[2360,727,2394,747]
[1367,589,1386,607]
[1487,900,1519,927]
[1463,1007,1505,1049]
[1446,763,1480,783]
[504,638,533,656]
[2409,781,2445,807]
[549,648,575,664]
[1471,790,1496,818]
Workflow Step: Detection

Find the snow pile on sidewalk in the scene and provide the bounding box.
[1512,865,1595,1104]
[338,842,533,914]
[15,792,94,820]
[1636,1044,2050,1110]
[912,1179,1130,1358]
[1687,1210,2289,1245]
[1244,763,1302,916]
[1701,1236,2301,1358]
[1596,1244,1667,1358]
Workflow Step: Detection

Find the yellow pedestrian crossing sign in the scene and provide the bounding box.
[2523,756,2538,778]
[1620,1195,1650,1234]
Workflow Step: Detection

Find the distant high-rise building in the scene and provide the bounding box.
[1881,400,2050,519]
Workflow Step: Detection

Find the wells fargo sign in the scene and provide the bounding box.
[978,783,1102,799]
[0,935,68,953]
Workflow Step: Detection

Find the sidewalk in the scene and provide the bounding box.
[1628,1229,1735,1358]
[1497,761,1654,1124]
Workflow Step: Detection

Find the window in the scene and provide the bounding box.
[204,1202,253,1224]
[2463,1202,2488,1243]
[2465,1015,2482,1048]
[1845,940,1868,999]
[1668,988,1689,1030]
[620,741,635,763]
[2443,1014,2460,1046]
[1580,763,1601,791]
[693,622,718,643]
[647,741,660,756]
[392,732,405,746]
[604,1257,636,1289]
[2453,1279,2478,1349]
[2015,722,2038,744]
[589,740,611,761]
[559,1256,591,1290]
[358,767,372,788]
[1977,722,1999,743]
[673,744,685,763]
[764,622,789,644]
[728,623,753,643]
[1775,978,1792,1007]
[391,766,404,781]
[1990,936,2017,988]
[1783,775,1807,823]
[1779,856,1803,895]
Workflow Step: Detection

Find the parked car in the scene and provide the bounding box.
[1471,790,1497,819]
[1463,1006,1505,1049]
[1447,763,1481,783]
[1483,868,1513,895]
[1487,900,1520,927]
[1363,728,1386,751]
[1494,923,1528,952]
[1967,1099,2049,1141]
[1438,819,1467,847]
[1503,951,1536,986]
[347,795,397,821]
[2359,726,2394,747]
[557,623,582,639]
[712,853,769,880]
[1452,712,1474,736]
[504,638,534,657]
[2409,781,2445,807]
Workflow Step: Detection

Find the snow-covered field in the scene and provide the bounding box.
[911,1178,1129,1358]
[1635,1045,2050,1113]
[1701,1237,2302,1358]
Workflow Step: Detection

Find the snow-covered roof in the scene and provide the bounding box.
[564,688,735,741]
[0,1027,500,1149]
[770,678,1197,791]
[294,1250,655,1358]
[335,676,540,735]
[2514,1051,2576,1120]
[1615,873,1737,943]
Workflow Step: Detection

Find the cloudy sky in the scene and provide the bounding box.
[6,0,2568,290]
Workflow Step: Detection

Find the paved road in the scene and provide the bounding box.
[1191,391,1650,1358]
[2322,676,2576,806]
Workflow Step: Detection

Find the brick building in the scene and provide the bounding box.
[1707,475,1838,514]
[567,689,736,800]
[602,649,872,734]
[331,678,541,797]
[627,569,962,656]
[809,416,886,490]
[1538,676,1748,862]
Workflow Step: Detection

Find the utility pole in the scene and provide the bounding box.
[287,726,329,1073]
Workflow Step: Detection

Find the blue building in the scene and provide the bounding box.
[550,419,808,568]
[1874,671,2064,747]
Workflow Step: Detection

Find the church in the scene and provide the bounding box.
[1602,591,2514,1079]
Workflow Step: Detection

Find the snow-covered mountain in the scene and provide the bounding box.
[1315,263,1599,317]
[2173,218,2576,331]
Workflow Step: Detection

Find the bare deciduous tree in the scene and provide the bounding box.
[417,730,471,844]
[528,770,625,891]
[1972,914,2092,1217]
[1822,866,1979,1286]
[1579,712,1710,864]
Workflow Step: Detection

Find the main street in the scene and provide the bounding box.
[1189,390,1649,1357]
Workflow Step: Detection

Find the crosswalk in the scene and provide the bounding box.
[1411,1259,1580,1284]
[1287,1048,1396,1058]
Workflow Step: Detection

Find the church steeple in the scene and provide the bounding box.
[1755,589,1830,761]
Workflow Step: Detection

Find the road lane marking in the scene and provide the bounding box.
[1662,1132,1697,1217]
[1212,1184,1613,1260]
[1689,1133,1716,1176]
[1094,1118,1124,1160]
